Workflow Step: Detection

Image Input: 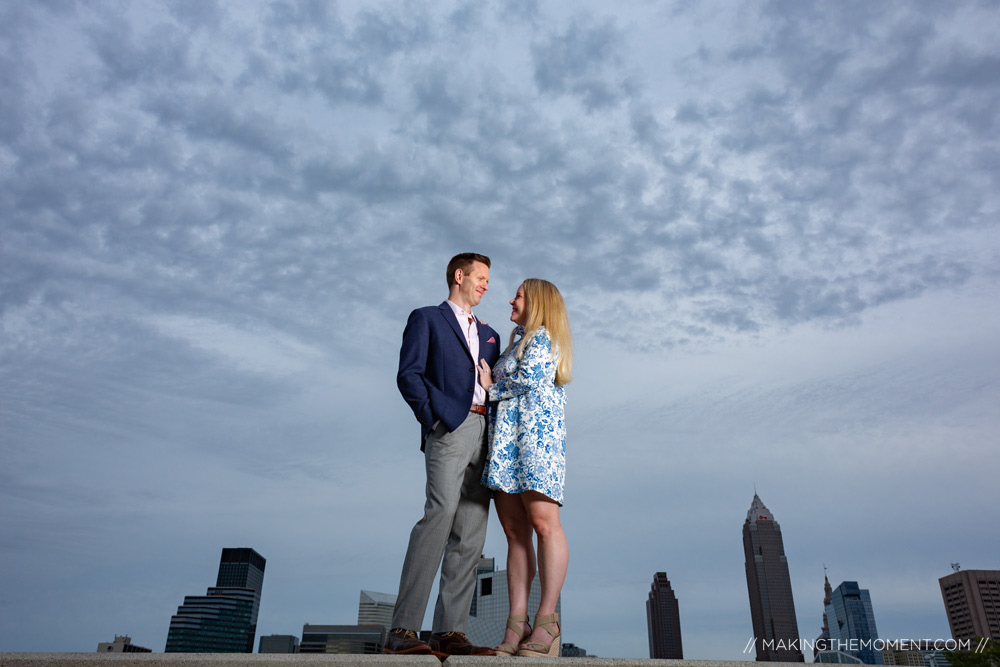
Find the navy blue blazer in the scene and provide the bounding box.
[397,301,502,450]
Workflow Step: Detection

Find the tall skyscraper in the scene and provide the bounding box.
[165,547,266,653]
[826,580,883,664]
[358,590,396,628]
[939,569,1000,641]
[646,572,683,659]
[742,493,804,662]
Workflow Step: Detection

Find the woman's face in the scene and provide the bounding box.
[509,284,528,326]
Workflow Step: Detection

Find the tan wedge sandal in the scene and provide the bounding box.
[495,614,531,657]
[517,612,560,657]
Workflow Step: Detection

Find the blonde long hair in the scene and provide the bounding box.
[510,278,573,386]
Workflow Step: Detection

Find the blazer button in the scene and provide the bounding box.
[468,388,473,393]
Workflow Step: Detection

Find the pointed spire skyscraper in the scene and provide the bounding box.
[815,573,833,657]
[742,494,804,662]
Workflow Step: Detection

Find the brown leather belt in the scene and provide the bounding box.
[469,404,486,415]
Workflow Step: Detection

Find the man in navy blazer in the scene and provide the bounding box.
[384,253,502,657]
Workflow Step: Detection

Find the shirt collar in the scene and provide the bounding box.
[446,299,475,321]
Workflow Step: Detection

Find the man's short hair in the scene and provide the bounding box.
[446,252,491,288]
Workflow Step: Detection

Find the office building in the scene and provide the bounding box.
[97,635,151,653]
[466,556,560,652]
[478,556,496,576]
[646,572,683,659]
[743,493,804,661]
[867,640,947,667]
[920,645,952,667]
[300,624,386,654]
[165,547,266,653]
[469,556,495,618]
[939,569,1000,641]
[216,547,265,591]
[826,580,883,664]
[561,642,589,657]
[258,634,299,653]
[358,590,396,628]
[881,647,926,666]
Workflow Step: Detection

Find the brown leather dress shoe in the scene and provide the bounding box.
[428,631,496,656]
[383,628,433,654]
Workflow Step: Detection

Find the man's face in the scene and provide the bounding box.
[455,261,490,308]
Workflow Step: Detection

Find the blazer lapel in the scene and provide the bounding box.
[439,302,472,358]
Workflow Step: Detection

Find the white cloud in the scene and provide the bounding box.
[142,314,324,377]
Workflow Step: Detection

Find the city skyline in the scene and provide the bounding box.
[3,0,999,659]
[21,540,995,657]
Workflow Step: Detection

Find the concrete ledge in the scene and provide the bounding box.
[450,659,762,666]
[1,657,433,667]
[0,656,781,667]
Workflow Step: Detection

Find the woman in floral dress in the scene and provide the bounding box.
[477,278,572,658]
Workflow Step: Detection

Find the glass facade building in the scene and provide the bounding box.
[743,494,804,662]
[216,547,265,591]
[826,580,883,665]
[165,547,266,653]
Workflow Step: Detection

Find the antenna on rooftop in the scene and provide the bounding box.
[951,563,961,572]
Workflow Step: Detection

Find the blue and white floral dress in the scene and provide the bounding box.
[482,325,566,504]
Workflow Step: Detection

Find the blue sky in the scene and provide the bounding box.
[2,0,998,658]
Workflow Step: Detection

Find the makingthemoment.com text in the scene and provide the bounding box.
[745,638,990,654]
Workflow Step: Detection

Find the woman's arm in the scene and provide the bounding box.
[489,328,555,401]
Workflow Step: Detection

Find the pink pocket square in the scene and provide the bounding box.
[487,337,496,343]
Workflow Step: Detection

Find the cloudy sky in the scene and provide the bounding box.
[2,0,999,659]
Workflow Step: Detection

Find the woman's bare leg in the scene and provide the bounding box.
[494,490,535,647]
[522,490,566,645]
